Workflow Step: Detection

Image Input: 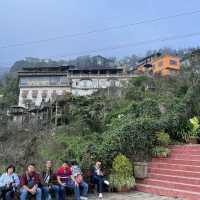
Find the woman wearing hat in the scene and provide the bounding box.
[0,164,20,200]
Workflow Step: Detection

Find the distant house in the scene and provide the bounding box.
[135,53,180,76]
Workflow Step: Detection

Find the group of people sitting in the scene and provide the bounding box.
[0,160,109,200]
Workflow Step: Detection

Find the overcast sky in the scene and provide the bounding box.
[0,0,200,68]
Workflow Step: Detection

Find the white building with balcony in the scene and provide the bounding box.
[18,65,135,107]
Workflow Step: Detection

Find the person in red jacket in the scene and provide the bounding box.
[56,160,88,200]
[20,163,42,200]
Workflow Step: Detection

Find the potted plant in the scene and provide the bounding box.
[134,162,148,179]
[155,131,171,147]
[187,117,200,144]
[152,146,171,158]
[185,132,198,144]
[152,131,171,158]
[109,154,135,192]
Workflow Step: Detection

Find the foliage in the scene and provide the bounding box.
[189,117,200,138]
[152,146,171,158]
[96,116,162,166]
[40,132,99,168]
[1,50,200,172]
[176,117,200,142]
[109,154,135,191]
[0,74,19,106]
[155,131,171,146]
[112,154,133,176]
[109,175,135,192]
[135,98,161,118]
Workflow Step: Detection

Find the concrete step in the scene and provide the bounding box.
[136,145,200,199]
[148,167,200,178]
[149,162,200,172]
[169,154,200,160]
[152,158,200,166]
[148,173,200,185]
[170,145,200,151]
[170,149,200,155]
[136,183,200,200]
[138,178,200,193]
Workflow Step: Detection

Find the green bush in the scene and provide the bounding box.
[175,117,200,142]
[109,154,135,191]
[136,98,161,118]
[96,116,162,166]
[112,153,133,176]
[189,117,200,138]
[190,117,200,131]
[155,131,171,146]
[152,146,171,158]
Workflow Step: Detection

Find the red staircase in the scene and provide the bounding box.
[136,145,200,200]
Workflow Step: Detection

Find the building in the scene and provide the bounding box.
[18,66,71,107]
[18,65,134,107]
[135,53,180,76]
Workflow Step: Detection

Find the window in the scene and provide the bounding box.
[32,90,38,98]
[51,90,57,98]
[41,90,48,98]
[22,90,29,98]
[60,77,68,85]
[50,77,59,85]
[83,80,88,88]
[20,78,28,86]
[170,60,177,65]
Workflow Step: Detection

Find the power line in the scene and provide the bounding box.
[54,32,200,59]
[1,31,200,67]
[1,9,200,49]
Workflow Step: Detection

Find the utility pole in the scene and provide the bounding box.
[55,100,58,126]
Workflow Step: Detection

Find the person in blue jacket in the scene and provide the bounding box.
[0,164,20,200]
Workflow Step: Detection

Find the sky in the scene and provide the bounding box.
[0,0,200,68]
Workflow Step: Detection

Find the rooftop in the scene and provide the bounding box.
[18,65,123,76]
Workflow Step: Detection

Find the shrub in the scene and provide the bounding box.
[112,153,133,176]
[109,154,135,191]
[189,117,200,138]
[155,131,171,146]
[136,98,161,118]
[175,117,200,142]
[96,116,164,166]
[152,146,171,158]
[190,117,200,131]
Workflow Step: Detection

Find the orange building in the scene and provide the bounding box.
[136,53,180,76]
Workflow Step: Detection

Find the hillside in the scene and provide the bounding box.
[0,48,199,171]
[9,48,194,74]
[9,55,140,72]
[0,67,9,79]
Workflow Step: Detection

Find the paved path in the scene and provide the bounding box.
[88,192,182,200]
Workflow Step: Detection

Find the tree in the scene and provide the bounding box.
[0,74,19,106]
